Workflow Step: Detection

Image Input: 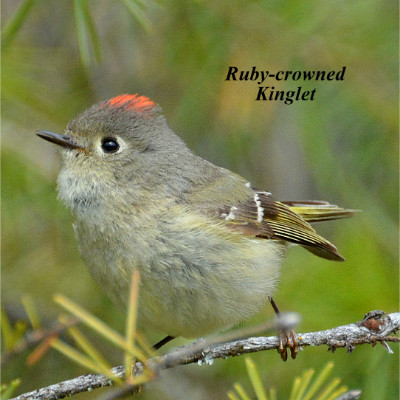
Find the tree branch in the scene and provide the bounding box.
[11,311,399,400]
[1,317,78,367]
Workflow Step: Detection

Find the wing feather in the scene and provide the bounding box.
[218,191,351,261]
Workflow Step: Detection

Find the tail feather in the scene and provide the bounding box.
[282,200,357,223]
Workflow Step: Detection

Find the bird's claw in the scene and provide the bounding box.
[277,329,298,361]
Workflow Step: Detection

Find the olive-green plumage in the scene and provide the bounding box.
[37,94,354,338]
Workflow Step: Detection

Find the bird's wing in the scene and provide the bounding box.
[217,191,354,261]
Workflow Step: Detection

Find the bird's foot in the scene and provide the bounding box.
[269,296,299,361]
[277,328,298,361]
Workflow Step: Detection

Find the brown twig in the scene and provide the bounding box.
[10,311,399,400]
[1,317,79,366]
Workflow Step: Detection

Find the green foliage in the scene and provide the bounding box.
[73,0,102,69]
[1,0,34,49]
[228,359,354,400]
[0,378,22,400]
[2,0,153,69]
[1,307,28,352]
[1,273,154,396]
[50,272,154,385]
[121,0,152,31]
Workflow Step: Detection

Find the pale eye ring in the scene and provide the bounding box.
[101,137,120,153]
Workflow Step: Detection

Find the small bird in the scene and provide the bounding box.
[37,94,353,359]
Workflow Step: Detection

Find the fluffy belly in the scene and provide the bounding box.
[128,240,283,337]
[76,218,285,338]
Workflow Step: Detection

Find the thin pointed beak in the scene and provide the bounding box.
[36,130,88,153]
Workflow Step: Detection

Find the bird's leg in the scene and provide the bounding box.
[153,335,176,350]
[123,335,175,392]
[269,297,298,361]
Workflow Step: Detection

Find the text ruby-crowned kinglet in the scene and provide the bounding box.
[37,94,353,358]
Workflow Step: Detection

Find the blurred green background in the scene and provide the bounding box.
[2,0,398,399]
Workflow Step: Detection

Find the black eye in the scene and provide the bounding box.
[101,137,120,153]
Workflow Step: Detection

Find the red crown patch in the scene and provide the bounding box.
[105,94,157,113]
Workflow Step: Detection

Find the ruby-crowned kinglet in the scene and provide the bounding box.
[37,94,353,346]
